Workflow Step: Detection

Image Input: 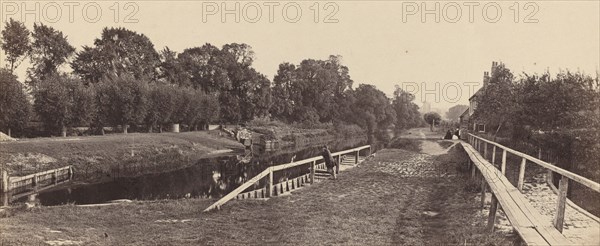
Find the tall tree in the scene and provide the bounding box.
[445,104,469,122]
[144,83,177,132]
[1,18,30,73]
[348,84,396,135]
[271,56,353,124]
[392,86,422,131]
[71,27,160,83]
[34,74,96,137]
[0,69,30,136]
[28,23,76,82]
[158,47,190,86]
[95,75,149,133]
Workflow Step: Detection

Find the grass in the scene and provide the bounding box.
[0,141,520,245]
[0,131,244,181]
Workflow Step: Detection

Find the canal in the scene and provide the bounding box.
[8,136,382,206]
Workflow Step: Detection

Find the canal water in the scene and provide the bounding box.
[9,137,382,206]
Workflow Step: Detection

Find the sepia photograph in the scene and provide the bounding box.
[0,0,599,245]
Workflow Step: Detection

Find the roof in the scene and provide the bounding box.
[469,87,484,101]
[459,108,470,118]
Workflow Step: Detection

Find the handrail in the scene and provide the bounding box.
[271,145,371,172]
[203,168,272,212]
[204,145,371,212]
[468,133,600,193]
[9,166,72,183]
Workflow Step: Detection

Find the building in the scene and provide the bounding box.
[468,61,500,132]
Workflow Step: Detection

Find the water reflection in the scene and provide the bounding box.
[13,137,379,206]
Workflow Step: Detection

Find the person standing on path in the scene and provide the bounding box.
[322,145,337,179]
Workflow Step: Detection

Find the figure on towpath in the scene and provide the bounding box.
[322,145,338,179]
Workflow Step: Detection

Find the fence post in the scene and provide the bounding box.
[310,161,316,184]
[336,155,340,174]
[484,142,488,160]
[355,150,359,164]
[32,174,38,188]
[491,146,496,165]
[266,167,273,197]
[517,157,527,192]
[539,148,553,185]
[554,175,569,232]
[1,170,8,193]
[68,166,74,180]
[487,194,498,232]
[501,150,507,176]
[53,169,58,185]
[480,181,487,208]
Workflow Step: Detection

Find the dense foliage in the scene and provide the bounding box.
[0,69,30,136]
[2,20,421,137]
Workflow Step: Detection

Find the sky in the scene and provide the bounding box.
[1,0,599,114]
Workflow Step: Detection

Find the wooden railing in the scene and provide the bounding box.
[468,133,599,232]
[1,166,73,193]
[204,145,371,212]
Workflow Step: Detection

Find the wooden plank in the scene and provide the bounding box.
[504,188,572,245]
[554,175,569,232]
[204,168,271,212]
[462,142,567,245]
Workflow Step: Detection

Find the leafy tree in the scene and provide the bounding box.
[0,69,30,136]
[348,84,396,135]
[178,43,270,123]
[158,47,190,86]
[271,56,353,124]
[392,85,422,130]
[144,83,177,132]
[28,23,76,81]
[423,112,441,131]
[1,18,30,73]
[34,74,95,137]
[95,76,149,133]
[71,27,160,83]
[178,44,230,92]
[445,104,469,122]
[516,71,599,130]
[473,62,516,139]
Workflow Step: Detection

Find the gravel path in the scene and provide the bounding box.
[250,139,516,245]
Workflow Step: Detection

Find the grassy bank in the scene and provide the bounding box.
[1,141,519,245]
[247,119,366,149]
[0,131,244,181]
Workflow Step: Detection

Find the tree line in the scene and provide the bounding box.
[473,62,599,138]
[0,19,424,137]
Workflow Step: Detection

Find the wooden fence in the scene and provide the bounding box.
[468,134,600,235]
[1,166,73,193]
[204,145,371,212]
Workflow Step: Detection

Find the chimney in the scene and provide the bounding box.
[483,71,490,87]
